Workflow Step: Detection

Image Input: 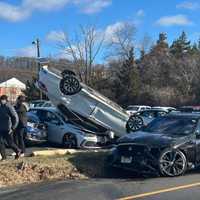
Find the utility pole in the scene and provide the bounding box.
[32,38,42,100]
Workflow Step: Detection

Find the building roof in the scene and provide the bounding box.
[0,78,26,89]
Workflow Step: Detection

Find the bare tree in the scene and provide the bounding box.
[106,22,136,61]
[58,25,105,84]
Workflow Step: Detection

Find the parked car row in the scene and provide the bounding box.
[126,105,176,116]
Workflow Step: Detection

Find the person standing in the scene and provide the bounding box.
[0,95,21,161]
[14,95,28,156]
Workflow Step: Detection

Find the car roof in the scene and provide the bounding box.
[128,105,150,107]
[139,108,168,112]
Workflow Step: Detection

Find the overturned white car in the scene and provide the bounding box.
[37,65,143,140]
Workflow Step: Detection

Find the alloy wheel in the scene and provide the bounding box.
[159,149,187,177]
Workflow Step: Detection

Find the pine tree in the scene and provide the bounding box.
[113,47,140,105]
[170,31,191,57]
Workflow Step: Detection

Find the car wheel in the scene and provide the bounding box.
[126,115,144,132]
[61,70,76,78]
[159,149,187,177]
[60,75,82,95]
[63,133,77,149]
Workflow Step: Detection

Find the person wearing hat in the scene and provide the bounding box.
[14,95,28,156]
[0,95,21,160]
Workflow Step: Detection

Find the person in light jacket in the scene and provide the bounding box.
[0,95,21,161]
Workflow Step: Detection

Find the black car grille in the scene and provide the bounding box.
[117,144,147,156]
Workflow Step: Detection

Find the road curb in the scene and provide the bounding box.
[31,149,78,157]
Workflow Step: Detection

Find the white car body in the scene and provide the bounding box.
[37,66,129,138]
[29,107,102,148]
[126,105,151,115]
[152,107,176,112]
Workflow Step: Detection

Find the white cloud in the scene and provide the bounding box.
[0,0,112,22]
[156,15,193,26]
[0,2,30,22]
[15,46,36,57]
[23,0,70,11]
[77,0,112,14]
[104,22,126,42]
[176,1,200,10]
[136,9,145,17]
[46,30,66,42]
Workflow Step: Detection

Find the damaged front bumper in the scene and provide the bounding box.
[109,144,161,175]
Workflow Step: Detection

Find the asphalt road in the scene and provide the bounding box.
[1,170,200,200]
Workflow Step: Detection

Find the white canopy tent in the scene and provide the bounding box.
[0,78,26,89]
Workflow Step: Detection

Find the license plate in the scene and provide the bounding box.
[121,156,132,164]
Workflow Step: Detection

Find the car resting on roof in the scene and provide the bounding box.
[37,65,145,139]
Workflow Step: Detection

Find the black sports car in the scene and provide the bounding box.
[109,113,200,177]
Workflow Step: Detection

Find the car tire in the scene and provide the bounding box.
[59,75,82,95]
[159,148,187,177]
[61,70,76,78]
[62,133,78,149]
[126,115,144,132]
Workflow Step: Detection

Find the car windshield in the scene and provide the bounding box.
[143,117,198,135]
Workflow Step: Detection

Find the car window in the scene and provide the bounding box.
[157,111,167,117]
[45,111,61,123]
[140,111,149,117]
[140,111,155,118]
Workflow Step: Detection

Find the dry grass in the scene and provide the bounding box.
[0,151,109,188]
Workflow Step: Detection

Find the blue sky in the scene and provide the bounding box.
[0,0,200,60]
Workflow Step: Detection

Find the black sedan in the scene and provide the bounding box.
[109,113,200,177]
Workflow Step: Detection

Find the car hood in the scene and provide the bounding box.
[118,131,190,148]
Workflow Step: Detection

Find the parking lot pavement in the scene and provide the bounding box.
[1,170,200,200]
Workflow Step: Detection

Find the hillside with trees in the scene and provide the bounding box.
[1,29,200,107]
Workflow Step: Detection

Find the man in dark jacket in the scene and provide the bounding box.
[0,95,21,160]
[14,95,28,156]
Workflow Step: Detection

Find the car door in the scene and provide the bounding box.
[40,110,65,144]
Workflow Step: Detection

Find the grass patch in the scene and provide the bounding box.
[0,151,110,188]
